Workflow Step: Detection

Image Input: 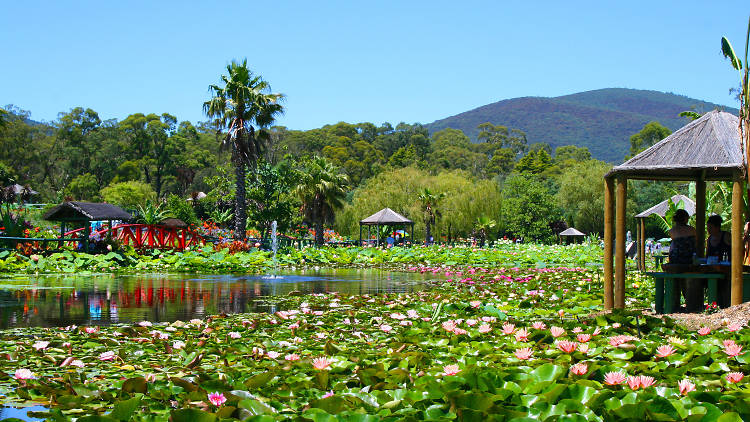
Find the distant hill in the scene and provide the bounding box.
[424,88,738,162]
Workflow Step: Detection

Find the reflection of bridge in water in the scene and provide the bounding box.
[0,269,436,328]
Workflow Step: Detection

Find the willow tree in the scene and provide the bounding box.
[418,188,445,244]
[296,156,348,246]
[203,59,284,240]
[722,18,750,201]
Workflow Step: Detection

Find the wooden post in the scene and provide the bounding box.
[615,176,627,309]
[638,219,646,271]
[695,178,706,258]
[732,177,743,306]
[603,177,615,309]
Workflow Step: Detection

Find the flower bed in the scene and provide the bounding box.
[0,265,746,421]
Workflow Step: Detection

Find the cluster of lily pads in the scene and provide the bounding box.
[0,243,606,275]
[1,264,748,421]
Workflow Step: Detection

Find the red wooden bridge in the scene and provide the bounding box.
[65,224,207,250]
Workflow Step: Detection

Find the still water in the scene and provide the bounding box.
[0,268,439,329]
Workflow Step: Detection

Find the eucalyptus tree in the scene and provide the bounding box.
[203,59,284,240]
[722,18,750,197]
[296,156,348,246]
[418,187,445,244]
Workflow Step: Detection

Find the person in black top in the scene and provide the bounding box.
[706,214,731,308]
[668,209,700,312]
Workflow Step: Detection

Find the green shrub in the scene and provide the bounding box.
[165,194,198,225]
[100,181,156,210]
[65,173,100,201]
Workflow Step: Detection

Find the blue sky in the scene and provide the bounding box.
[2,1,748,129]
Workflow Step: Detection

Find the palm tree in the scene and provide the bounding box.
[474,216,497,247]
[296,156,348,246]
[203,59,284,240]
[418,188,445,245]
[722,19,750,200]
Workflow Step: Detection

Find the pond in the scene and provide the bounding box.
[0,268,440,329]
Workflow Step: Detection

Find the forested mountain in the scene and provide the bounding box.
[425,88,738,162]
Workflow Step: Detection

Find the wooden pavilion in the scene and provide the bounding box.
[559,227,585,244]
[603,110,745,309]
[44,201,132,250]
[634,194,696,271]
[359,208,415,247]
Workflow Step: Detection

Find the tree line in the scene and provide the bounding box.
[0,60,685,244]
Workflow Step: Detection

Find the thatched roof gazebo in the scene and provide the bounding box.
[604,110,746,309]
[44,201,133,250]
[634,195,696,271]
[559,227,585,244]
[359,208,414,247]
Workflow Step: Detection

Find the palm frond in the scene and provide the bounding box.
[722,37,743,71]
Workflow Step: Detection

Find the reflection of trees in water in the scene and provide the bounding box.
[0,270,434,328]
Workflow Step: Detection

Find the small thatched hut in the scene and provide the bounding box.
[604,110,745,309]
[359,208,414,246]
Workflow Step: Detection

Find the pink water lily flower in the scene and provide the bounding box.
[470,300,482,308]
[727,322,743,332]
[14,369,34,380]
[570,362,588,375]
[532,321,547,330]
[638,375,656,388]
[452,327,468,335]
[502,323,516,335]
[32,341,49,351]
[514,328,529,342]
[655,344,676,358]
[407,310,419,319]
[70,359,85,368]
[627,376,641,390]
[321,390,334,399]
[697,326,711,336]
[266,351,280,359]
[514,347,533,360]
[478,324,492,333]
[98,351,116,361]
[724,343,743,358]
[443,364,460,376]
[678,379,695,395]
[312,357,332,370]
[84,327,98,334]
[207,392,227,406]
[726,372,744,383]
[380,324,393,333]
[285,353,300,361]
[442,320,456,333]
[550,326,565,338]
[572,327,583,334]
[229,332,241,339]
[576,334,591,343]
[603,371,627,385]
[578,343,590,354]
[723,339,736,348]
[556,340,577,353]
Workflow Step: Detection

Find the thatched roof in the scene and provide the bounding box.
[559,227,585,236]
[159,218,188,228]
[606,110,744,180]
[635,194,696,218]
[44,202,132,222]
[360,208,413,225]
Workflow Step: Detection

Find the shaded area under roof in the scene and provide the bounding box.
[360,208,413,225]
[44,202,133,222]
[559,227,585,236]
[635,194,696,218]
[606,110,744,181]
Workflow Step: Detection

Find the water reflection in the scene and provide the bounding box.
[0,268,438,328]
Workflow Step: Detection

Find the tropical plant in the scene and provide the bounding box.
[722,18,750,203]
[203,59,284,241]
[296,156,348,246]
[651,198,685,232]
[209,208,234,227]
[418,188,445,244]
[474,216,497,247]
[136,200,172,225]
